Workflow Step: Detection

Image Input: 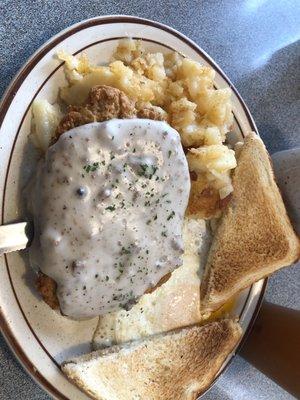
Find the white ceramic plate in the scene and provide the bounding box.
[0,16,266,400]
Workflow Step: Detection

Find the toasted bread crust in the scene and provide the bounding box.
[201,133,300,314]
[62,319,242,400]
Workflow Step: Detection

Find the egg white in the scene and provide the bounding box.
[93,218,211,348]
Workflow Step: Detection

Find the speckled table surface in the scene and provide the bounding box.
[0,1,299,399]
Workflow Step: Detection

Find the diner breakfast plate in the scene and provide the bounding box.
[0,15,266,399]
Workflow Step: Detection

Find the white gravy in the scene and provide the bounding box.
[28,119,190,319]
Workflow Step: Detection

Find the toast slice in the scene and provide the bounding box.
[200,133,300,314]
[63,319,242,400]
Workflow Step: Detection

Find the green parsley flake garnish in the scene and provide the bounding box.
[83,162,99,173]
[105,205,116,211]
[121,247,131,255]
[118,263,124,275]
[138,164,158,179]
[167,211,175,220]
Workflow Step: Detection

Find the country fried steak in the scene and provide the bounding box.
[55,85,166,139]
[37,85,168,311]
[36,272,59,309]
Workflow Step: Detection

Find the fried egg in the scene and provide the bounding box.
[92,217,211,349]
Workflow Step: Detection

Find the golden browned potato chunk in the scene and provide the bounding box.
[186,176,221,220]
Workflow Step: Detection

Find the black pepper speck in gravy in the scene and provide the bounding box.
[28,119,191,319]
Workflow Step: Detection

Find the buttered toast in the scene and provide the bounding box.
[200,133,300,314]
[63,319,242,400]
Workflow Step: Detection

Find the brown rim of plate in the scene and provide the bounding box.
[0,15,266,400]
